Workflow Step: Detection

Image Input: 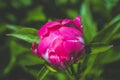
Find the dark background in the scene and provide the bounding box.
[0,0,120,80]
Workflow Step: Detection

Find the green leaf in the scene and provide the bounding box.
[55,0,68,5]
[18,53,44,66]
[6,13,16,22]
[80,0,97,43]
[97,46,120,64]
[81,45,120,79]
[112,29,120,40]
[56,73,66,80]
[0,1,6,9]
[91,0,110,17]
[66,9,79,18]
[6,24,26,31]
[90,43,113,54]
[37,66,49,80]
[81,54,97,78]
[3,41,28,75]
[92,15,120,43]
[22,66,39,77]
[7,28,40,43]
[103,14,120,30]
[46,64,57,72]
[25,6,46,22]
[105,0,119,11]
[11,0,32,8]
[81,43,113,78]
[10,40,29,56]
[0,24,7,33]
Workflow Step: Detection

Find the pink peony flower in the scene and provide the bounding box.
[31,16,85,69]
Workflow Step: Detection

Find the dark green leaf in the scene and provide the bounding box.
[55,0,68,5]
[81,43,113,78]
[81,54,97,78]
[92,15,120,43]
[97,46,120,64]
[91,0,110,17]
[0,1,6,8]
[6,13,16,22]
[0,24,7,33]
[3,41,28,75]
[105,0,119,11]
[18,53,44,66]
[22,66,39,77]
[11,0,32,8]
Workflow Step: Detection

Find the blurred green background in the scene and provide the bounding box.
[0,0,120,80]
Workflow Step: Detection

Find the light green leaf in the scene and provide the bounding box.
[46,64,57,72]
[7,28,40,43]
[80,0,97,43]
[6,24,28,31]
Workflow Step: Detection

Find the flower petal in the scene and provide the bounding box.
[61,19,71,25]
[64,39,84,59]
[49,38,69,69]
[38,21,60,37]
[38,30,61,57]
[59,26,83,40]
[73,16,83,31]
[31,42,38,55]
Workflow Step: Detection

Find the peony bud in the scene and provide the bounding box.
[31,16,85,69]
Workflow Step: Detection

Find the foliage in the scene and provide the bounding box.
[0,0,120,80]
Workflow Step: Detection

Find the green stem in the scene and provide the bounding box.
[37,66,49,80]
[3,56,16,75]
[65,69,75,80]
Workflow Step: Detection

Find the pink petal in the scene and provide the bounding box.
[37,31,61,57]
[59,26,83,40]
[61,19,71,25]
[49,38,69,68]
[73,16,83,31]
[31,42,38,55]
[64,40,84,59]
[38,21,60,37]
